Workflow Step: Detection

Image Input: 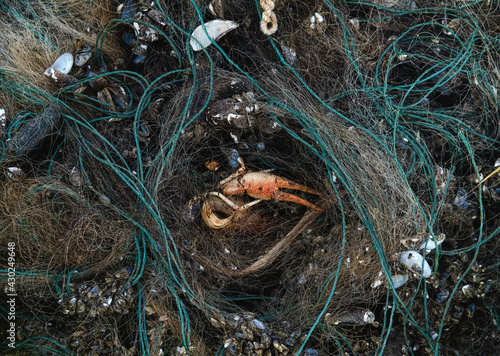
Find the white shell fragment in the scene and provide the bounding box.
[309,12,325,30]
[44,53,73,76]
[392,274,409,288]
[371,271,408,289]
[75,51,91,67]
[7,167,24,179]
[371,270,384,289]
[399,251,432,278]
[0,108,5,138]
[418,233,446,252]
[190,20,239,51]
[281,45,297,65]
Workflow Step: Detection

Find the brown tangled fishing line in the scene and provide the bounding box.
[1,0,499,355]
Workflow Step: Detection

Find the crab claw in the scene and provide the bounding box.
[201,193,265,229]
[222,172,323,211]
[201,198,235,229]
[271,190,323,211]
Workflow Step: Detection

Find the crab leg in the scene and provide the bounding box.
[273,176,322,196]
[208,192,263,211]
[271,191,323,211]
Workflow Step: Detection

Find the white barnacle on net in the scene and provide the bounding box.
[281,44,297,65]
[309,12,326,33]
[69,166,83,187]
[7,167,24,180]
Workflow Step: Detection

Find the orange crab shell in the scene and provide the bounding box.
[221,171,323,211]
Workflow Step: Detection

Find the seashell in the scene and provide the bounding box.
[392,274,409,288]
[7,167,25,180]
[97,88,114,110]
[147,9,166,26]
[119,0,137,20]
[108,85,130,111]
[273,340,283,352]
[69,166,83,187]
[371,270,384,288]
[251,319,266,331]
[133,17,160,42]
[0,107,6,138]
[134,54,147,64]
[241,324,254,341]
[399,250,432,278]
[76,300,85,314]
[281,45,297,65]
[208,0,225,18]
[97,85,130,113]
[75,51,91,67]
[309,12,325,30]
[205,98,251,128]
[113,297,128,314]
[325,307,375,325]
[139,122,150,137]
[462,284,473,298]
[257,338,270,352]
[122,32,137,47]
[87,285,100,298]
[453,188,470,209]
[6,105,62,156]
[182,196,202,223]
[133,43,148,56]
[225,148,240,168]
[115,266,131,279]
[44,53,73,76]
[418,233,446,252]
[45,67,77,87]
[190,20,239,51]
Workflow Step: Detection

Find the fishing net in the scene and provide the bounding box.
[1,0,499,355]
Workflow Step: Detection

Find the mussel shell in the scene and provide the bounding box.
[46,68,77,87]
[147,9,167,26]
[120,0,137,20]
[6,105,62,156]
[123,32,137,47]
[75,51,92,67]
[205,98,251,128]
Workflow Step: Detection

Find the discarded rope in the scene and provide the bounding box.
[260,0,278,35]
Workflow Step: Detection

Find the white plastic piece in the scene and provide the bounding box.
[44,53,73,76]
[190,20,239,51]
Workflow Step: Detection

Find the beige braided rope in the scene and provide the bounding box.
[260,0,278,35]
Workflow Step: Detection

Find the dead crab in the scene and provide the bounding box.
[202,158,323,229]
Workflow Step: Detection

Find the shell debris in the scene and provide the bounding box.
[44,53,73,76]
[399,250,432,278]
[190,20,239,51]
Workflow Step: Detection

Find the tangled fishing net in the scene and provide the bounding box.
[0,0,499,355]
